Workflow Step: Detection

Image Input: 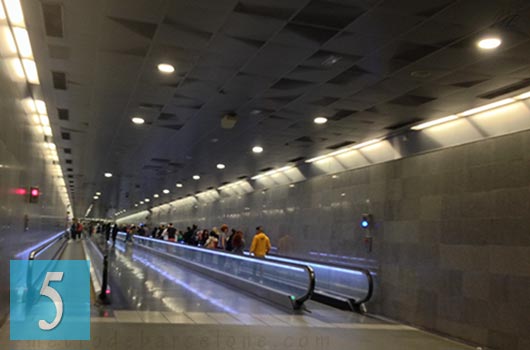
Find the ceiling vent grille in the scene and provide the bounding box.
[390,94,436,106]
[288,156,305,162]
[478,78,530,100]
[385,118,422,130]
[58,108,69,120]
[330,109,355,121]
[42,3,64,38]
[52,71,67,90]
[294,136,314,143]
[327,141,354,149]
[160,124,183,131]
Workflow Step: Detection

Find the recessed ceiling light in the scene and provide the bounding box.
[192,175,200,180]
[176,183,183,188]
[162,189,170,194]
[410,70,432,79]
[289,184,295,188]
[134,203,138,207]
[13,28,33,58]
[95,192,101,196]
[252,146,263,153]
[144,198,150,202]
[216,163,225,169]
[153,194,159,198]
[131,117,145,125]
[104,172,112,178]
[314,117,328,124]
[3,0,25,26]
[157,63,175,73]
[322,55,341,67]
[139,201,144,204]
[93,196,99,200]
[477,37,501,50]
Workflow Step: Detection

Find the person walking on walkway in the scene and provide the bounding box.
[250,226,271,281]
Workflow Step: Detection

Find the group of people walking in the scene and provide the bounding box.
[120,222,271,258]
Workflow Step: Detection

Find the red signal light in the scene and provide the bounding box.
[29,187,40,203]
[15,188,27,195]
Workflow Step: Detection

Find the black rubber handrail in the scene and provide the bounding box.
[118,232,316,310]
[29,231,66,260]
[259,252,374,310]
[293,265,315,309]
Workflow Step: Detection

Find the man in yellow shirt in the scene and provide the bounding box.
[250,226,271,258]
[250,226,271,282]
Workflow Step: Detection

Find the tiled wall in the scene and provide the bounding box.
[0,70,68,325]
[152,130,530,350]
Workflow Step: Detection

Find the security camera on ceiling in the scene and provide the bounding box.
[221,113,238,129]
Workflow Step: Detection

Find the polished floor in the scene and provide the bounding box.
[0,237,475,350]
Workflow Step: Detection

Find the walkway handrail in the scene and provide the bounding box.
[28,231,67,260]
[266,252,374,308]
[117,232,315,310]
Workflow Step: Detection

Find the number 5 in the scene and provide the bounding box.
[38,272,64,330]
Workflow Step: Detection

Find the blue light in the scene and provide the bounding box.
[361,220,369,228]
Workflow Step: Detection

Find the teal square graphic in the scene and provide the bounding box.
[10,260,90,340]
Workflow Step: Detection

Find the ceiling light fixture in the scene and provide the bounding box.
[322,55,342,67]
[139,201,144,204]
[157,63,175,73]
[407,92,530,131]
[411,115,459,130]
[35,100,47,114]
[22,59,39,84]
[192,175,200,180]
[458,98,515,117]
[95,192,101,196]
[11,58,24,79]
[176,183,183,188]
[252,146,263,153]
[131,117,145,125]
[144,198,150,202]
[93,196,99,200]
[477,37,502,50]
[515,91,530,100]
[3,0,25,26]
[39,115,50,126]
[162,189,170,194]
[134,204,138,207]
[251,165,294,180]
[305,138,383,163]
[12,27,32,58]
[314,117,328,124]
[216,163,225,169]
[153,194,159,198]
[352,138,383,150]
[104,172,112,178]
